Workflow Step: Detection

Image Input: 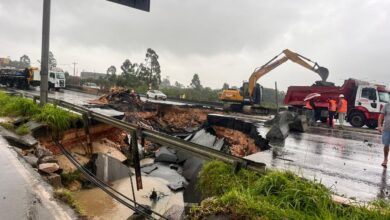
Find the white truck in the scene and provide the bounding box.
[29,67,66,90]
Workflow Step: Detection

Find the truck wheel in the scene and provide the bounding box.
[366,120,378,129]
[349,112,365,128]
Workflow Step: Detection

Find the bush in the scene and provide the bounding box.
[60,170,82,187]
[0,122,15,130]
[33,104,79,131]
[15,124,30,135]
[54,188,85,216]
[191,160,390,220]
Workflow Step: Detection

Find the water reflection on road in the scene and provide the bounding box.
[248,125,388,202]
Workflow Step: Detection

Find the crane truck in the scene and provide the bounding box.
[284,79,390,129]
[0,67,66,90]
[219,49,329,113]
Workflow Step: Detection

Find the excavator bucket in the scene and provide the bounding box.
[315,66,329,82]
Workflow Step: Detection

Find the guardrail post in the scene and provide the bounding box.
[82,112,93,156]
[131,130,143,190]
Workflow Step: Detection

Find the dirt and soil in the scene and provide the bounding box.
[212,126,259,157]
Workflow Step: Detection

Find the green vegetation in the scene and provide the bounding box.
[33,104,79,131]
[60,170,82,187]
[0,121,14,130]
[54,188,85,216]
[15,124,30,135]
[190,160,390,220]
[0,91,80,132]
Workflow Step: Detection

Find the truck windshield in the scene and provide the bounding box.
[56,72,65,79]
[379,92,389,103]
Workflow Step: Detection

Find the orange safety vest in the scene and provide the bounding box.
[328,99,337,112]
[338,99,347,113]
[305,101,313,110]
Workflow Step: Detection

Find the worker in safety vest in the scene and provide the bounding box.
[337,94,348,128]
[304,99,316,126]
[328,97,337,128]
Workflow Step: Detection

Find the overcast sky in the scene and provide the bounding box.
[1,0,389,90]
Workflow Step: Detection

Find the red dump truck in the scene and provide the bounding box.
[284,79,390,129]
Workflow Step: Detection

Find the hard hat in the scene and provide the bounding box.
[339,94,344,98]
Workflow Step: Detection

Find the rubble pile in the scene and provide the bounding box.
[213,126,258,157]
[92,87,143,112]
[125,106,216,134]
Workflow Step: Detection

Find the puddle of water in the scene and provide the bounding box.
[74,175,183,219]
[75,153,184,219]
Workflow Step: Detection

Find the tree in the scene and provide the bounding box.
[107,65,117,76]
[20,55,30,68]
[160,76,171,88]
[120,59,132,76]
[222,83,229,90]
[49,51,57,68]
[174,81,184,88]
[190,73,202,90]
[145,48,161,88]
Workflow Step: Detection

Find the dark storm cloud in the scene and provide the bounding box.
[1,0,389,89]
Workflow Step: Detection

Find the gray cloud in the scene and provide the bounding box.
[1,0,389,90]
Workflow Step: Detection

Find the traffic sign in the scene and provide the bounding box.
[107,0,150,12]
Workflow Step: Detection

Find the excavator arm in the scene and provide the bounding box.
[248,49,329,98]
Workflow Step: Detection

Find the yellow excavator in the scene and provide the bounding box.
[219,49,329,112]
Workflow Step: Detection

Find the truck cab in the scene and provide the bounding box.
[49,71,66,90]
[349,84,389,128]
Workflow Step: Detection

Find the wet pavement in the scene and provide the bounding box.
[0,136,75,220]
[247,124,387,202]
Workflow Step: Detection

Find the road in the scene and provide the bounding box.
[248,125,387,201]
[0,136,75,220]
[5,87,389,202]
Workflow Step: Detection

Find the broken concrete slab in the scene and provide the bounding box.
[162,205,185,220]
[38,155,58,165]
[0,127,38,147]
[289,115,308,132]
[189,129,225,151]
[24,121,44,132]
[154,146,178,163]
[141,165,158,174]
[38,163,60,174]
[35,146,53,158]
[167,181,186,191]
[266,111,296,140]
[44,173,63,188]
[24,155,38,168]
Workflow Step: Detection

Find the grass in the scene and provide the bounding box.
[15,123,30,135]
[60,170,82,187]
[33,104,79,132]
[0,91,80,132]
[190,160,390,220]
[54,188,85,216]
[0,121,15,130]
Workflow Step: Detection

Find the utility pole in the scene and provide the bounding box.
[275,81,279,113]
[72,62,77,76]
[40,0,51,106]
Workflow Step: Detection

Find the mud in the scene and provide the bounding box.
[213,126,258,157]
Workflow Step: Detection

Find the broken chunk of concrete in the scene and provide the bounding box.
[154,146,178,163]
[35,146,53,158]
[38,163,60,174]
[141,165,158,174]
[38,155,58,165]
[289,115,308,132]
[24,155,38,168]
[0,127,37,147]
[162,205,185,220]
[24,121,44,132]
[168,181,186,191]
[266,111,295,140]
[44,173,62,188]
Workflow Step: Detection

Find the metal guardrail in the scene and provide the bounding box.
[32,95,266,173]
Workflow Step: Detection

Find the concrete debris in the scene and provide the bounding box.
[24,155,38,167]
[141,165,158,174]
[38,162,60,174]
[89,153,131,183]
[162,205,185,220]
[24,121,44,132]
[154,146,178,163]
[91,87,143,112]
[44,173,63,188]
[35,146,53,158]
[266,111,308,140]
[167,181,186,191]
[0,127,38,147]
[38,155,58,165]
[189,128,225,151]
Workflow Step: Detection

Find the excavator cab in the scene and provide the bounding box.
[240,82,262,105]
